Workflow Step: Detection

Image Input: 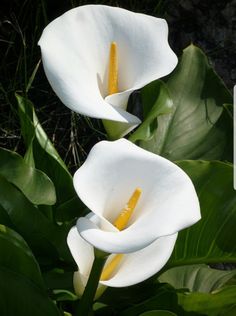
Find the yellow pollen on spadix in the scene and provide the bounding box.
[100,188,142,281]
[113,187,142,231]
[108,41,118,95]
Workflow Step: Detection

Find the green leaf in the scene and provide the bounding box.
[93,302,108,311]
[178,286,236,316]
[222,304,236,316]
[129,80,173,142]
[55,196,87,222]
[121,285,201,316]
[0,147,56,205]
[26,59,41,93]
[16,93,79,206]
[0,225,60,316]
[100,283,195,316]
[16,93,66,168]
[52,289,78,302]
[0,224,44,288]
[169,160,236,267]
[43,269,74,292]
[99,281,202,315]
[0,175,71,262]
[93,302,114,316]
[159,265,236,293]
[136,45,232,161]
[0,205,12,227]
[140,311,177,316]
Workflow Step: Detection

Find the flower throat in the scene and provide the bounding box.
[100,188,142,280]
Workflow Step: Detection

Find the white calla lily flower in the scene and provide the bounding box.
[67,139,201,290]
[38,5,177,138]
[68,217,177,291]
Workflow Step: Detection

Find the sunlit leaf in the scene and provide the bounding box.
[178,286,236,316]
[52,289,77,301]
[16,94,77,205]
[135,45,232,161]
[129,80,173,142]
[168,161,236,267]
[159,265,236,293]
[0,147,56,205]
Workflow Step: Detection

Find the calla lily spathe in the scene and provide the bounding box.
[38,5,178,138]
[68,217,177,290]
[67,139,201,290]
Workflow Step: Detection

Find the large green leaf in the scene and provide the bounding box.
[168,160,236,267]
[43,269,73,292]
[0,224,44,288]
[0,175,71,262]
[135,45,232,161]
[55,196,87,222]
[100,283,198,316]
[0,205,12,227]
[100,283,176,313]
[158,264,236,316]
[129,80,173,142]
[16,93,67,168]
[222,304,236,316]
[178,286,236,316]
[0,225,60,316]
[0,147,56,205]
[159,265,236,293]
[16,94,79,206]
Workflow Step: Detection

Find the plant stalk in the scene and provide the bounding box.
[76,253,107,316]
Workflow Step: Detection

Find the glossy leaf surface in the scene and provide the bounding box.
[159,264,236,293]
[16,94,77,205]
[168,161,236,266]
[0,147,56,205]
[134,45,232,161]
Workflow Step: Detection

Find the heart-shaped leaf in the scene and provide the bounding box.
[134,45,232,161]
[159,265,236,293]
[129,80,173,142]
[169,160,236,267]
[178,286,236,316]
[0,147,56,205]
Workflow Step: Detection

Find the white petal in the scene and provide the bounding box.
[77,216,151,253]
[67,217,108,299]
[38,5,177,125]
[73,271,88,298]
[67,212,116,272]
[100,233,178,287]
[67,226,94,275]
[74,139,200,253]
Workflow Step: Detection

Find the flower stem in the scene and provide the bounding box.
[76,252,107,316]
